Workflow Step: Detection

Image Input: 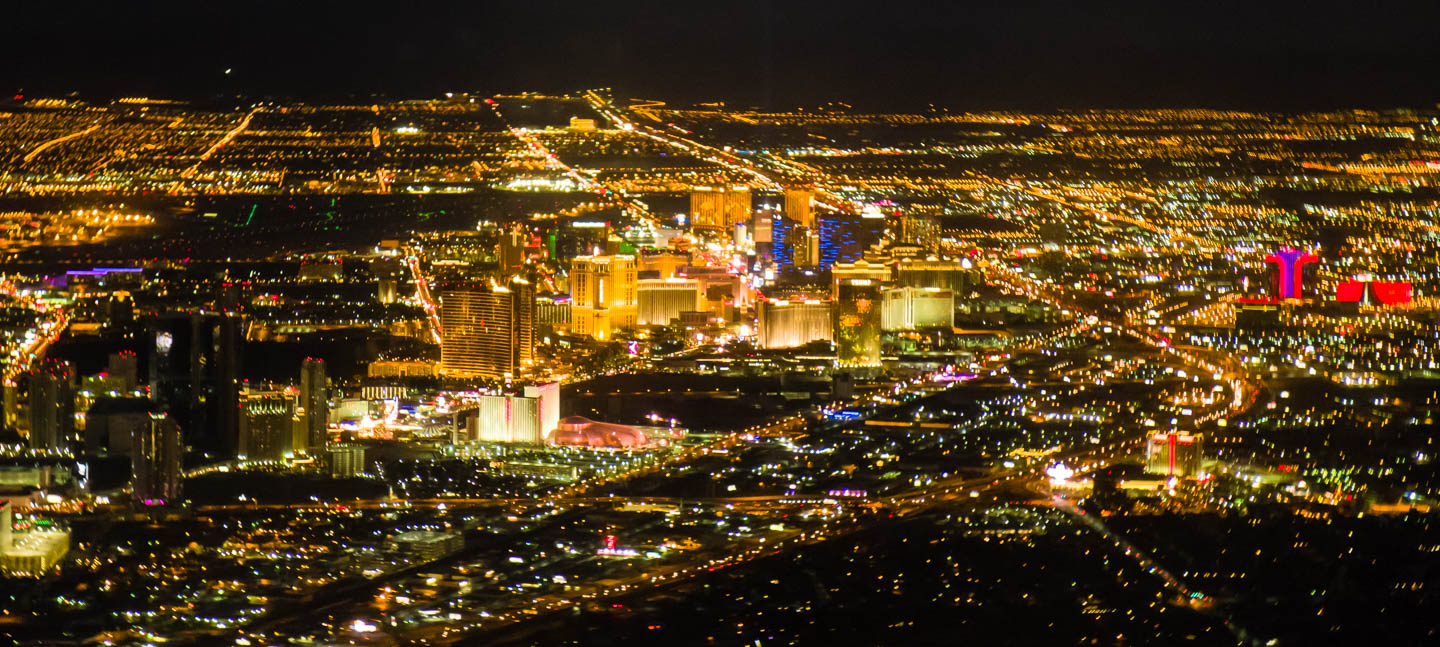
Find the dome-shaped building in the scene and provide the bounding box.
[546,416,650,448]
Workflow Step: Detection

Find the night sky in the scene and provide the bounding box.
[4,0,1438,110]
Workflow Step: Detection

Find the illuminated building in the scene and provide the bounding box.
[299,358,328,454]
[497,226,527,273]
[689,187,727,233]
[895,215,940,251]
[238,388,297,462]
[131,412,181,506]
[298,260,343,282]
[439,278,535,379]
[881,287,955,331]
[328,443,367,477]
[1264,248,1319,300]
[1336,280,1413,305]
[689,186,751,233]
[819,216,884,267]
[526,382,561,436]
[638,251,690,279]
[469,383,560,444]
[535,295,571,334]
[725,187,752,228]
[1144,432,1203,478]
[798,227,821,267]
[547,416,650,448]
[367,359,438,378]
[570,255,637,339]
[752,210,774,246]
[550,219,611,260]
[831,259,891,295]
[26,360,75,451]
[372,258,404,304]
[834,279,883,366]
[637,278,701,326]
[0,502,69,578]
[391,530,463,561]
[147,313,243,458]
[759,298,833,348]
[783,187,814,228]
[895,258,976,293]
[568,116,597,131]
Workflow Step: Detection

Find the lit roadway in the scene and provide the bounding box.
[483,97,661,228]
[582,90,859,215]
[181,105,261,180]
[21,123,102,164]
[402,243,443,344]
[0,275,69,386]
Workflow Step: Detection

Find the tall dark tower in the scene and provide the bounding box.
[299,358,328,455]
[26,360,76,452]
[132,412,182,506]
[147,313,244,459]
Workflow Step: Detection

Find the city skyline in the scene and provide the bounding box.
[2,5,1440,646]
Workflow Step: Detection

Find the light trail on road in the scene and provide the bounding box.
[22,123,101,163]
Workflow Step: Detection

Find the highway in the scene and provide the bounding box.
[21,123,102,164]
[581,90,859,215]
[181,105,261,179]
[403,243,443,344]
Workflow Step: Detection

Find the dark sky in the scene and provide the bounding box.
[3,0,1438,110]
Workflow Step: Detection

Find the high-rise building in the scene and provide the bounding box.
[895,215,940,251]
[570,255,637,340]
[819,216,884,268]
[82,396,153,454]
[497,226,527,274]
[468,384,561,444]
[372,258,404,304]
[724,187,752,229]
[689,187,727,233]
[637,278,701,326]
[758,298,833,348]
[106,351,139,391]
[881,287,955,331]
[26,360,75,452]
[895,258,977,293]
[1145,432,1204,478]
[299,358,328,454]
[834,279,883,367]
[147,313,243,458]
[638,251,690,279]
[1264,248,1319,300]
[131,412,182,506]
[238,388,297,462]
[783,188,814,229]
[377,278,399,304]
[752,210,774,245]
[831,259,892,295]
[798,227,821,267]
[328,444,367,477]
[689,186,751,234]
[550,219,611,260]
[439,279,535,379]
